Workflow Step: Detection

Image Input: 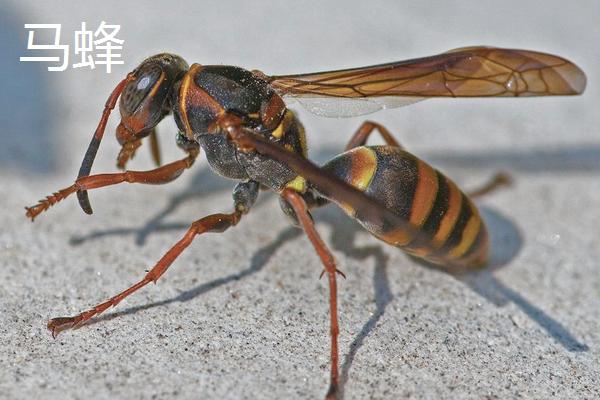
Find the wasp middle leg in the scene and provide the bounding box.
[47,180,259,337]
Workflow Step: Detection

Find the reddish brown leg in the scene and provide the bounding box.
[47,208,244,338]
[26,150,198,221]
[348,121,510,199]
[345,120,401,151]
[282,188,343,400]
[116,137,142,170]
[467,172,512,198]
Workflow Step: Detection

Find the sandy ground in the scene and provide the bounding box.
[1,1,599,399]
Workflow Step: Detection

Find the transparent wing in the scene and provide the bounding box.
[288,96,424,117]
[268,46,586,118]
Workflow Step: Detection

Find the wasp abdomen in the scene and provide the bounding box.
[321,146,488,268]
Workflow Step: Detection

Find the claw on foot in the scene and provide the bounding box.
[325,382,339,400]
[25,185,78,221]
[319,269,346,280]
[47,316,79,339]
[25,205,43,221]
[469,171,513,199]
[117,139,142,169]
[494,172,512,187]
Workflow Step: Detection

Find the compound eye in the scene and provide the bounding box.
[120,63,163,115]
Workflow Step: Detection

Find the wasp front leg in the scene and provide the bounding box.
[25,138,199,221]
[116,124,165,169]
[115,122,143,169]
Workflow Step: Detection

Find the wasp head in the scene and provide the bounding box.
[76,53,188,214]
[117,53,188,139]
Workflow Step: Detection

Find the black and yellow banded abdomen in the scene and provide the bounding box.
[321,145,488,268]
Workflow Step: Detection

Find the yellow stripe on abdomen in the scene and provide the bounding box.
[409,160,439,227]
[432,179,462,248]
[448,209,482,259]
[347,147,377,191]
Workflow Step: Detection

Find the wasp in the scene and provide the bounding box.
[26,46,585,399]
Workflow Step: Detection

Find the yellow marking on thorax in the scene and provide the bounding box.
[271,109,294,139]
[284,175,307,193]
[298,123,308,157]
[284,143,295,152]
[271,121,285,138]
[179,64,202,137]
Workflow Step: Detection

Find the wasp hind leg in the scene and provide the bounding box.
[347,120,511,198]
[345,120,402,151]
[467,172,512,198]
[281,188,344,400]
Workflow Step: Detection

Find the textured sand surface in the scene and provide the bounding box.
[1,1,599,399]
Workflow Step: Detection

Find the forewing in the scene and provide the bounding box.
[269,46,586,117]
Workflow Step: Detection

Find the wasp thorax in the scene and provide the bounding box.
[173,64,286,136]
